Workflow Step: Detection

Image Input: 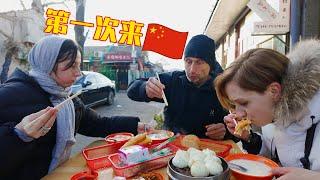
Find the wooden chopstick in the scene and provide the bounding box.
[155,72,169,106]
[229,110,238,125]
[150,134,179,153]
[54,91,82,110]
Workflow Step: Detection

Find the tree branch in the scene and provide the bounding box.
[42,0,73,7]
[0,29,10,39]
[19,0,27,10]
[84,29,89,39]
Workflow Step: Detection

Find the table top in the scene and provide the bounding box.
[42,139,242,180]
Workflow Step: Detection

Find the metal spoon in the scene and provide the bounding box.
[228,162,248,172]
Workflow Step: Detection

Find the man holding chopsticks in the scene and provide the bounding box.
[127,34,236,140]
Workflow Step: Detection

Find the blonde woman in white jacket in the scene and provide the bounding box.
[214,39,320,180]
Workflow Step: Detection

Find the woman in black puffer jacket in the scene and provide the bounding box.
[0,36,141,179]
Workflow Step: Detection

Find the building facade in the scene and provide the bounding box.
[83,45,163,90]
[205,0,320,68]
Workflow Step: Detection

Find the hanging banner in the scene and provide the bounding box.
[247,0,290,35]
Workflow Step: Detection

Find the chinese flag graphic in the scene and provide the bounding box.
[142,23,188,59]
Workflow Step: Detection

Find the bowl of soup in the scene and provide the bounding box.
[225,154,279,180]
[147,130,174,144]
[105,132,134,145]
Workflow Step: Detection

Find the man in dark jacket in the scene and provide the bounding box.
[127,34,233,139]
[0,69,140,179]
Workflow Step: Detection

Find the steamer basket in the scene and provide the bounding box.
[167,157,230,180]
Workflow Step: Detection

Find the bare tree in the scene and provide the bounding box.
[19,0,27,10]
[0,0,47,83]
[0,0,87,83]
[0,44,15,83]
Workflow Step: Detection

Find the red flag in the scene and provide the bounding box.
[142,23,188,59]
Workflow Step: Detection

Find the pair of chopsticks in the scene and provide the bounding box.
[150,134,180,153]
[54,91,82,110]
[155,72,169,106]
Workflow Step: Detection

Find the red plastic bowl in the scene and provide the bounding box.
[147,130,174,144]
[105,132,134,145]
[225,153,279,180]
[71,170,98,180]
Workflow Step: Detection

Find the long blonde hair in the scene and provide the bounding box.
[214,48,290,110]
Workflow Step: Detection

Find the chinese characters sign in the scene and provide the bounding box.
[44,8,188,59]
[247,0,290,35]
[104,54,132,62]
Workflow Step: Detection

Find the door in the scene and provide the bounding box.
[96,73,109,101]
[82,74,100,105]
[117,69,128,90]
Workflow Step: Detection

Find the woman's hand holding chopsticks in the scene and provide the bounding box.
[15,107,57,138]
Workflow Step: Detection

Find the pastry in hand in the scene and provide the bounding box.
[234,118,251,135]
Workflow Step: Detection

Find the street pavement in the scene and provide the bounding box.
[71,91,164,156]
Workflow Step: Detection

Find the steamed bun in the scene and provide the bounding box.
[173,147,224,177]
[202,148,216,157]
[205,159,223,175]
[189,151,205,161]
[188,157,201,168]
[187,147,202,157]
[188,151,205,168]
[188,148,205,160]
[204,155,222,164]
[172,150,189,168]
[190,161,209,177]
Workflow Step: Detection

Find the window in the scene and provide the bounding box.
[85,74,97,84]
[97,73,111,83]
[74,76,85,85]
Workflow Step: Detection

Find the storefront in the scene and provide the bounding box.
[83,45,162,90]
[205,0,290,68]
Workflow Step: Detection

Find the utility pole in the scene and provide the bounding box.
[75,0,86,70]
[290,0,301,49]
[301,0,320,39]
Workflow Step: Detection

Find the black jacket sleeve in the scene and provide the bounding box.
[127,78,152,102]
[76,100,140,137]
[0,82,46,177]
[224,128,240,142]
[0,122,36,176]
[127,72,174,103]
[241,132,262,154]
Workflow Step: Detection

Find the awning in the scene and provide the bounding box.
[205,0,249,42]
